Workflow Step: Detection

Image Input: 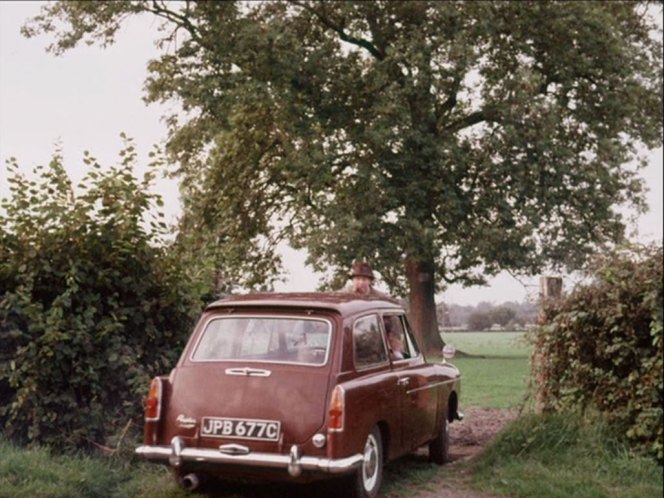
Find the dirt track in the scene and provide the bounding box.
[200,407,518,498]
[383,407,518,498]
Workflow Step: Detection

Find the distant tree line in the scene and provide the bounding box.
[437,300,538,331]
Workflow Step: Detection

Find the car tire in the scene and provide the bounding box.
[429,416,450,465]
[349,426,383,498]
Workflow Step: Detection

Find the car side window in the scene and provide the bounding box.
[400,315,420,357]
[383,314,413,360]
[353,314,388,369]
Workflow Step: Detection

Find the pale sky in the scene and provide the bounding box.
[1,1,662,305]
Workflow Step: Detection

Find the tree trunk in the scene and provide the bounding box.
[405,258,444,356]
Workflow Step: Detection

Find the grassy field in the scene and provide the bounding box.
[442,331,532,408]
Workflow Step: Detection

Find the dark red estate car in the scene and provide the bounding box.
[135,292,462,498]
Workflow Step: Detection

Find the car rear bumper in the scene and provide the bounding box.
[136,437,364,478]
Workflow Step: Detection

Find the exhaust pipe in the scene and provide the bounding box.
[181,473,200,491]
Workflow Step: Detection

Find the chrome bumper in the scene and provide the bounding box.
[135,437,364,478]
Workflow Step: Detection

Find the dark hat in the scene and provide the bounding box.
[350,261,375,280]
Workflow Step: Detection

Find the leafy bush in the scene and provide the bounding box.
[531,244,663,461]
[0,141,205,450]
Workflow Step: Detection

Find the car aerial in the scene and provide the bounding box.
[135,292,462,498]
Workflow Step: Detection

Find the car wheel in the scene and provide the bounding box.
[429,416,450,465]
[350,426,383,498]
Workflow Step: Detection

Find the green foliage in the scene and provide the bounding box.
[21,1,663,351]
[472,412,663,498]
[0,141,204,450]
[23,1,663,285]
[532,244,663,461]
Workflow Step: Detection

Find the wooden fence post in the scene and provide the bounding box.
[540,276,563,300]
[534,276,563,413]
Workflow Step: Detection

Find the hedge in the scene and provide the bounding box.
[532,244,663,461]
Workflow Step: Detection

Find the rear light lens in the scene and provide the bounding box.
[328,385,345,432]
[145,377,162,421]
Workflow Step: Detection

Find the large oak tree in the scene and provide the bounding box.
[24,1,662,353]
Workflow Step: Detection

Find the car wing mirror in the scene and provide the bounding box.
[442,344,456,362]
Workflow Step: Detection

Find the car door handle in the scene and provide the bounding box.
[397,378,410,386]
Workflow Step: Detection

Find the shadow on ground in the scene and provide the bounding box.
[198,475,352,498]
[196,453,460,498]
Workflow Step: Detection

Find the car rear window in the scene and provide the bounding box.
[191,316,331,366]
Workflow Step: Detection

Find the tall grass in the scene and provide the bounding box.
[472,412,663,498]
[0,439,188,498]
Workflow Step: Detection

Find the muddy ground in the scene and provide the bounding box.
[198,407,518,498]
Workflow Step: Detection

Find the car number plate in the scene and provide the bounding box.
[200,417,281,441]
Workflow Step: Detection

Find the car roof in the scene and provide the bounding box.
[206,292,403,316]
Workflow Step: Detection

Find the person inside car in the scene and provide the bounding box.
[384,316,407,360]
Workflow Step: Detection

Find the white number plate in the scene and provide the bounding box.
[200,417,281,441]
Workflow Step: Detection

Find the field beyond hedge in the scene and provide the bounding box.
[443,331,531,409]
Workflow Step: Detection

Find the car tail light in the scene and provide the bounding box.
[145,377,162,421]
[328,385,345,432]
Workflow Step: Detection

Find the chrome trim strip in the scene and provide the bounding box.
[406,378,457,395]
[135,444,363,476]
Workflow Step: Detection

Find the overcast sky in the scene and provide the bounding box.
[1,1,662,305]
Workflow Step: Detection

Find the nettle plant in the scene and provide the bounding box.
[0,139,203,450]
[532,244,663,461]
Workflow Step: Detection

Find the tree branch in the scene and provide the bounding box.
[443,108,497,133]
[436,75,462,120]
[146,0,210,50]
[440,270,487,286]
[290,1,385,60]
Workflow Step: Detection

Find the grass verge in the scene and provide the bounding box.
[0,439,189,498]
[471,412,663,498]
